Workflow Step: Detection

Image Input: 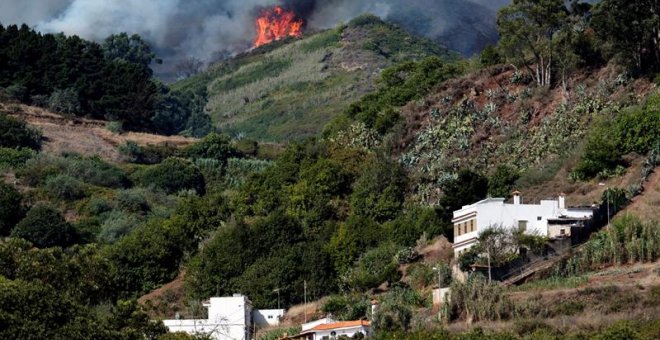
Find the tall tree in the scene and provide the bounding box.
[497,0,568,87]
[591,0,660,73]
[102,33,160,72]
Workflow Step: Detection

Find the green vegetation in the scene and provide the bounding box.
[0,25,209,136]
[0,182,23,235]
[134,157,205,195]
[172,15,455,142]
[0,113,41,150]
[553,215,660,277]
[11,204,76,248]
[1,3,659,337]
[333,57,462,134]
[573,93,660,179]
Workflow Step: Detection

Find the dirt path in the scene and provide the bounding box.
[2,103,197,162]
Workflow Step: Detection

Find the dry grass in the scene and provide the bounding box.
[281,299,327,326]
[622,169,660,221]
[1,102,197,162]
[448,261,660,334]
[520,155,652,207]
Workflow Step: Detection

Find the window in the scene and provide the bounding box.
[518,220,528,232]
[470,220,475,232]
[268,315,273,319]
[454,225,459,236]
[537,216,542,221]
[560,228,566,236]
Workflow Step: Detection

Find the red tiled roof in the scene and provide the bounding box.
[310,320,370,331]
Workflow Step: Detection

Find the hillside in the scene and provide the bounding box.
[393,64,657,204]
[0,103,197,162]
[173,15,457,142]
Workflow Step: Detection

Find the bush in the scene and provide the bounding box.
[116,189,150,214]
[43,175,87,201]
[321,294,369,321]
[136,157,205,195]
[0,147,36,168]
[0,113,41,150]
[85,196,115,216]
[407,263,435,289]
[119,141,177,165]
[182,133,238,164]
[342,243,401,291]
[480,45,502,67]
[11,204,76,248]
[48,88,80,115]
[98,211,142,244]
[488,165,519,199]
[574,94,660,179]
[65,156,130,188]
[0,183,24,235]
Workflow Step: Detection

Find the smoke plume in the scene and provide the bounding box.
[0,0,511,80]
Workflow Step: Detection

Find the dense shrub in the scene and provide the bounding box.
[135,157,205,195]
[65,156,130,188]
[573,94,660,179]
[321,294,370,321]
[0,113,41,150]
[43,175,87,201]
[98,211,143,244]
[449,275,512,322]
[0,182,23,235]
[480,45,502,67]
[488,165,519,199]
[48,88,81,115]
[340,56,461,134]
[116,189,150,214]
[342,242,401,291]
[554,215,660,277]
[182,133,239,164]
[11,204,76,248]
[119,141,178,165]
[0,147,36,168]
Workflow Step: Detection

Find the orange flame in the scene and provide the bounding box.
[254,6,303,47]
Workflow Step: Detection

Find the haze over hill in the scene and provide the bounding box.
[1,0,509,80]
[173,16,457,141]
[1,1,659,339]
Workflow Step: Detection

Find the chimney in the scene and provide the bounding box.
[558,193,566,210]
[512,190,521,205]
[370,299,379,321]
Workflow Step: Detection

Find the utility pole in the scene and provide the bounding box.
[487,248,492,284]
[273,288,281,310]
[599,183,610,227]
[304,280,307,323]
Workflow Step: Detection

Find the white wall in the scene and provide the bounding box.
[163,295,252,340]
[163,319,236,339]
[252,309,285,327]
[312,326,370,340]
[452,196,594,256]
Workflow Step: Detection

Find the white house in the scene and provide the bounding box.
[452,192,594,256]
[292,320,371,340]
[252,309,285,327]
[162,295,285,340]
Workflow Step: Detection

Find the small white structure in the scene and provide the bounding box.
[294,320,371,340]
[252,309,285,327]
[452,192,594,256]
[163,295,285,340]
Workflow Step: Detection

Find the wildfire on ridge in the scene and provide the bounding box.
[254,6,304,47]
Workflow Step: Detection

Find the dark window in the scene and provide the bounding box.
[537,216,542,221]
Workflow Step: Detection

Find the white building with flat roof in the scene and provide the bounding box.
[163,295,285,340]
[452,192,594,256]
